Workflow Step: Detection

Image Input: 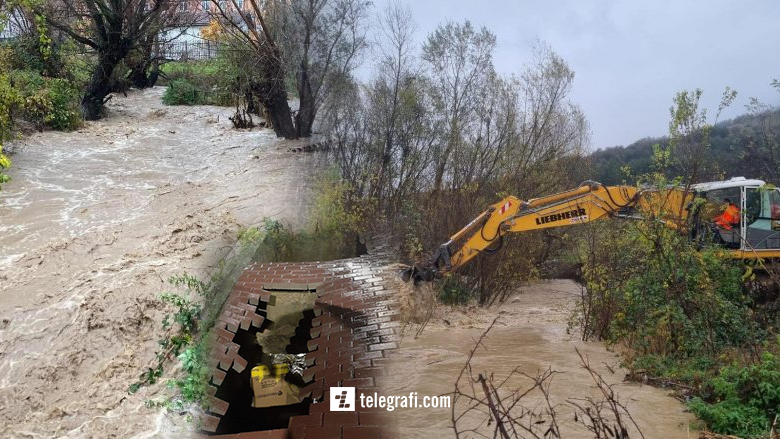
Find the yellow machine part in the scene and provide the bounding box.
[443,183,694,272]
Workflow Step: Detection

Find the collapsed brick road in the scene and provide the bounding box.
[198,237,400,439]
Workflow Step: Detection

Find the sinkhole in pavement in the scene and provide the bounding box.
[213,289,318,435]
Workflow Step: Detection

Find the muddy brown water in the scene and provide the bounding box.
[0,88,324,438]
[387,279,697,439]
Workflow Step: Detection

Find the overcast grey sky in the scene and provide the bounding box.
[369,0,780,151]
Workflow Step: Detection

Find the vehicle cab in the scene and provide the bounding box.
[692,177,780,256]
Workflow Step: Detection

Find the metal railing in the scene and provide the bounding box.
[158,40,220,61]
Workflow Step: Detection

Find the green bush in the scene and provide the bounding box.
[578,212,777,437]
[59,51,93,91]
[438,275,475,305]
[160,59,238,106]
[162,78,204,106]
[688,350,780,438]
[2,36,49,73]
[1,61,21,189]
[247,168,370,262]
[9,70,82,131]
[580,221,754,357]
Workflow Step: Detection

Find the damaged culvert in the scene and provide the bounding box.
[212,289,317,435]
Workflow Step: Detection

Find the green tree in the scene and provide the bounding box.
[34,0,178,120]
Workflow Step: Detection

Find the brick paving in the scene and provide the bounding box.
[197,236,399,439]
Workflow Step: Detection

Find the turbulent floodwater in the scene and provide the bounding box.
[388,279,697,439]
[0,88,324,438]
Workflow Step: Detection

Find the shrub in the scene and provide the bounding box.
[3,36,49,73]
[0,152,10,186]
[576,198,778,437]
[0,71,21,189]
[438,275,475,305]
[688,350,780,438]
[160,59,238,106]
[579,221,754,357]
[162,78,204,106]
[59,51,93,91]
[9,70,82,131]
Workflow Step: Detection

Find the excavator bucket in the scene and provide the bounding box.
[399,265,438,284]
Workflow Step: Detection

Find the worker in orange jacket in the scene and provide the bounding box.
[714,198,741,231]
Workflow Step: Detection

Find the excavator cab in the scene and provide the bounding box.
[692,177,780,255]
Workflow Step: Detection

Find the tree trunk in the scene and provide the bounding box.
[128,61,151,89]
[266,94,296,139]
[81,52,123,120]
[245,89,257,114]
[147,62,160,87]
[295,67,315,138]
[433,160,446,193]
[295,96,316,138]
[252,81,296,139]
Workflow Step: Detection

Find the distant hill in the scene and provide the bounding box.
[589,109,780,185]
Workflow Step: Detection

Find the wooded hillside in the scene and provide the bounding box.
[590,107,780,184]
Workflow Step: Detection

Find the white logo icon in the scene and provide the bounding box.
[330,387,356,411]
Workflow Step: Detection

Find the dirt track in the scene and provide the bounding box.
[0,88,323,438]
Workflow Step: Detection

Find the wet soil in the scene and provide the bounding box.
[0,88,324,438]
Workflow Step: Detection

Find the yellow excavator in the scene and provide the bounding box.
[405,177,780,283]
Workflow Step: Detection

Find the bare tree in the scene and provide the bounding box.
[322,2,439,219]
[208,0,297,138]
[742,80,780,182]
[508,44,588,193]
[284,0,370,137]
[210,0,369,139]
[366,2,417,201]
[322,20,589,301]
[422,20,496,193]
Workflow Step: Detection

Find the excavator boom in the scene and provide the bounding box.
[408,181,691,282]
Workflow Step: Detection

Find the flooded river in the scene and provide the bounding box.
[387,280,697,439]
[0,88,323,438]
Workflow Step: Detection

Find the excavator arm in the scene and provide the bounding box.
[407,181,690,282]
